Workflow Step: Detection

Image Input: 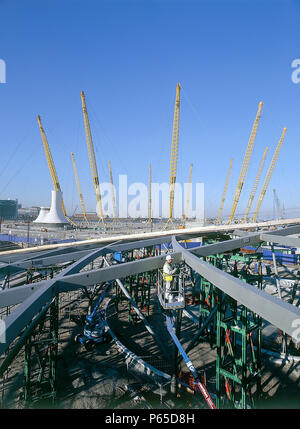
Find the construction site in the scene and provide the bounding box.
[0,80,300,413]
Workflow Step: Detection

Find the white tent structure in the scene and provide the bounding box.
[33,190,68,226]
[33,207,50,224]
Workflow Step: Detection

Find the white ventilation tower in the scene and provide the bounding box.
[33,190,68,226]
[33,207,50,224]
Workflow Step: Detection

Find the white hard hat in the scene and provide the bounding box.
[166,254,172,261]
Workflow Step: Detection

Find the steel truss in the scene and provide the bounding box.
[23,296,58,406]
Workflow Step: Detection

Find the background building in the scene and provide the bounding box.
[0,199,18,220]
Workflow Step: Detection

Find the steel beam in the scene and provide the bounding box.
[2,223,300,359]
[260,233,300,248]
[57,252,182,293]
[0,244,117,355]
[1,217,300,258]
[190,232,261,256]
[0,236,174,277]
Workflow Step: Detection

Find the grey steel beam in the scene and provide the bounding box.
[0,236,174,276]
[172,237,300,340]
[0,243,118,356]
[231,229,251,237]
[0,243,181,355]
[191,224,300,257]
[57,252,182,293]
[0,281,48,308]
[260,233,300,248]
[262,224,300,237]
[190,232,261,256]
[0,240,179,308]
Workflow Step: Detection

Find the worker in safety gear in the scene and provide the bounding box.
[163,254,178,302]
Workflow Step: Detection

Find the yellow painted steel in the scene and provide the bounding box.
[242,146,268,222]
[252,128,286,222]
[148,163,152,222]
[217,158,233,223]
[108,160,117,218]
[37,115,76,226]
[168,83,181,220]
[80,91,105,227]
[71,152,88,222]
[184,163,193,222]
[228,101,263,223]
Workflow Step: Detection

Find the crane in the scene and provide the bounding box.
[183,163,193,222]
[108,160,117,218]
[242,146,268,222]
[167,83,181,225]
[71,152,88,224]
[228,101,263,223]
[80,91,105,228]
[252,127,287,222]
[37,115,76,227]
[217,158,233,223]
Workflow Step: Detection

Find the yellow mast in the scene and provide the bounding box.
[184,163,193,222]
[80,91,105,228]
[37,115,75,226]
[71,152,88,223]
[108,160,117,218]
[242,146,268,222]
[168,83,181,223]
[217,158,233,223]
[252,128,286,222]
[148,163,152,223]
[228,101,263,223]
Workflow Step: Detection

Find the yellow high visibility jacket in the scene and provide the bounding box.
[163,262,177,282]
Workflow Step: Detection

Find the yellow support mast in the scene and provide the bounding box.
[183,163,193,223]
[148,163,152,224]
[167,83,181,226]
[37,115,76,226]
[108,160,117,219]
[242,146,268,222]
[217,158,233,223]
[228,101,263,223]
[252,128,286,222]
[71,152,88,224]
[80,91,105,228]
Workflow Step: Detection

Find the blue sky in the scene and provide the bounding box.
[0,0,299,219]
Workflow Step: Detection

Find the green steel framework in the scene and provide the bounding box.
[196,251,263,409]
[23,296,59,406]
